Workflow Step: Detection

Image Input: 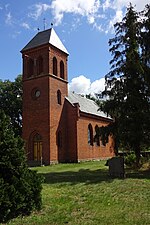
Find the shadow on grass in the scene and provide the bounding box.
[41,167,149,185]
[125,168,150,179]
[41,168,113,185]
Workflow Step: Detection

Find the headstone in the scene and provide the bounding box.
[106,157,125,178]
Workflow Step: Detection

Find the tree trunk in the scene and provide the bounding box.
[135,146,141,167]
[114,136,119,156]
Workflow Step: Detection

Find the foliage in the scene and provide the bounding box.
[0,75,22,136]
[124,153,136,167]
[98,4,150,166]
[86,93,104,106]
[0,110,43,223]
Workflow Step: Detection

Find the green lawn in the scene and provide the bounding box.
[7,161,150,225]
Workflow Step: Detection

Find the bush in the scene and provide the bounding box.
[0,110,43,223]
[124,153,136,167]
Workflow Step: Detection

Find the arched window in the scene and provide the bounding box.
[88,124,93,146]
[33,134,42,161]
[57,131,62,148]
[94,125,100,146]
[57,90,61,105]
[27,58,34,77]
[60,60,64,79]
[53,57,57,76]
[38,56,43,74]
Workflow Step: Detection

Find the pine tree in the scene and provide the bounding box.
[140,4,150,150]
[100,4,150,166]
[0,110,43,223]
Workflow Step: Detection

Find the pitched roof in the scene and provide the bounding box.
[21,28,69,54]
[67,92,111,120]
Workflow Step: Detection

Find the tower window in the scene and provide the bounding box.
[60,60,64,79]
[57,90,61,105]
[38,56,43,74]
[53,57,57,76]
[57,131,62,148]
[27,58,34,77]
[88,124,93,146]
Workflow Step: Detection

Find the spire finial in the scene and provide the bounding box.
[43,18,46,30]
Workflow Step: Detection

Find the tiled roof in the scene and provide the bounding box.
[21,28,69,54]
[67,92,111,119]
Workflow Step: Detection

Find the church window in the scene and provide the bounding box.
[33,133,42,161]
[38,56,43,74]
[53,57,57,76]
[94,125,100,146]
[60,60,64,79]
[88,124,93,146]
[57,90,61,105]
[57,131,62,148]
[28,58,34,77]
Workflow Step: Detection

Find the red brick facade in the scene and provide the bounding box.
[21,29,114,165]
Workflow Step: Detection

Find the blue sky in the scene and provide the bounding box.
[0,0,149,94]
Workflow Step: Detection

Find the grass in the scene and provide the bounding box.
[6,161,150,225]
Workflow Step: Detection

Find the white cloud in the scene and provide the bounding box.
[21,22,30,29]
[69,75,105,95]
[28,0,100,25]
[69,75,91,94]
[90,78,105,94]
[102,0,111,11]
[111,0,149,11]
[28,3,51,20]
[107,9,124,33]
[27,0,150,33]
[50,0,100,25]
[101,0,150,33]
[5,12,13,25]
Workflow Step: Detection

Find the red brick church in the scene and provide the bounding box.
[21,28,114,165]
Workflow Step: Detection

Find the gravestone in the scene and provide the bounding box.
[106,157,125,178]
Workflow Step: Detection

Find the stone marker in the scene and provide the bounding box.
[106,157,125,178]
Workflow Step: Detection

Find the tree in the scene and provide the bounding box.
[98,4,150,166]
[140,4,150,99]
[0,75,22,136]
[0,110,43,223]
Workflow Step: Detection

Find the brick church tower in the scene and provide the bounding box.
[21,28,69,165]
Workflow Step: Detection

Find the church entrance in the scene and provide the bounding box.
[33,134,42,161]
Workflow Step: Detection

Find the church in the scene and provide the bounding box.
[21,28,114,165]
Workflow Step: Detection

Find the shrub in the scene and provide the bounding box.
[124,153,136,167]
[0,110,43,223]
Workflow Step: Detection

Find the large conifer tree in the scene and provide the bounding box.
[100,4,150,165]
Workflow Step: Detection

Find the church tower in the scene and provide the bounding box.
[21,28,69,165]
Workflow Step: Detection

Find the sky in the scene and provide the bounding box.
[0,0,149,95]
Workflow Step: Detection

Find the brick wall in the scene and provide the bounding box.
[22,75,50,164]
[76,115,115,161]
[64,101,115,162]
